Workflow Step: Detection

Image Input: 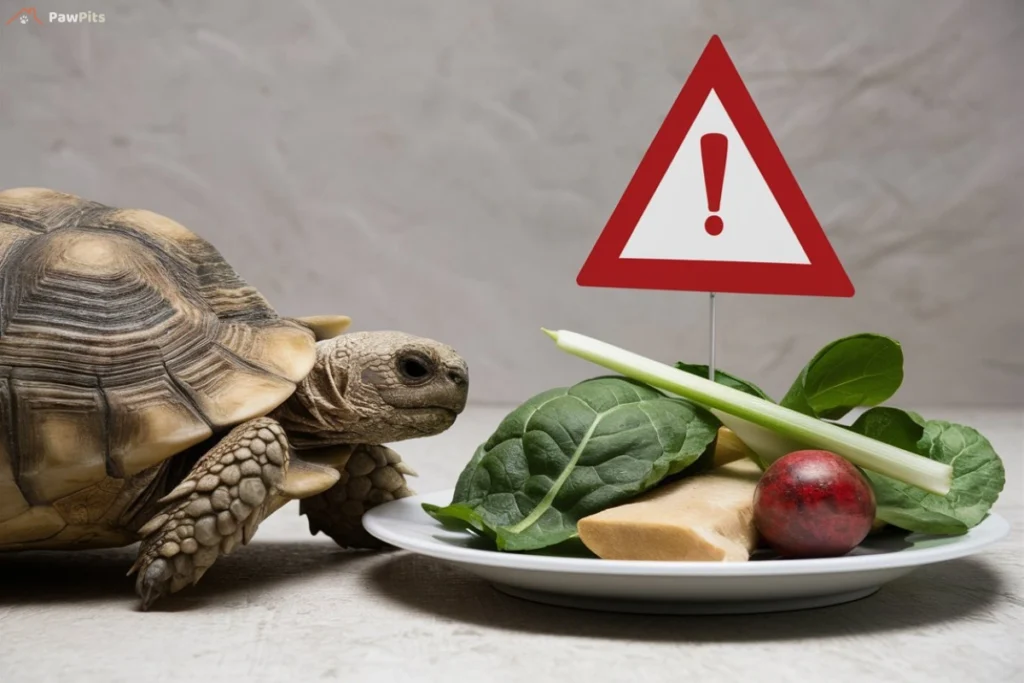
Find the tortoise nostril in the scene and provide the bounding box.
[447,367,467,387]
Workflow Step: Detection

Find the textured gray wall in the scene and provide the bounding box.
[1,0,1021,407]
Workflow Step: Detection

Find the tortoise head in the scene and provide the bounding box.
[273,331,469,448]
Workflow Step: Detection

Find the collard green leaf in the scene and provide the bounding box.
[674,362,773,401]
[781,333,904,420]
[424,376,720,551]
[850,407,1005,535]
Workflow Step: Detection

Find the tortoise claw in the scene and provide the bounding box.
[136,558,173,611]
[126,556,144,577]
[394,462,418,477]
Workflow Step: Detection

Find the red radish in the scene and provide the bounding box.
[753,449,877,558]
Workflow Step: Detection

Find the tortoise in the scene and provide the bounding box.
[0,188,469,609]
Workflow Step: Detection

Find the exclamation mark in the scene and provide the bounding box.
[700,133,727,236]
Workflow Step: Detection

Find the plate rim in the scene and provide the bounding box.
[363,488,1011,577]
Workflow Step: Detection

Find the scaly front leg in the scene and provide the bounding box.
[128,417,299,610]
[300,444,415,549]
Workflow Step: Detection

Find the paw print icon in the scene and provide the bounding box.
[6,7,44,25]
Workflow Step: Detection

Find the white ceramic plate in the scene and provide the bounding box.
[363,489,1011,615]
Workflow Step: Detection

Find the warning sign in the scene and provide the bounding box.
[577,35,855,297]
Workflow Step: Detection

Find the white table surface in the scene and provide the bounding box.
[1,405,1021,683]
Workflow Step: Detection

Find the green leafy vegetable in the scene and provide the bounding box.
[780,333,904,420]
[675,363,773,401]
[427,329,1004,556]
[847,406,926,451]
[850,407,1006,535]
[425,376,720,551]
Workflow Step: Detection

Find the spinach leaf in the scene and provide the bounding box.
[781,333,904,420]
[850,407,1005,535]
[424,376,720,551]
[674,362,773,401]
[847,406,926,451]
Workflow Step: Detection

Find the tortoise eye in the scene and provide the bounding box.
[398,354,433,382]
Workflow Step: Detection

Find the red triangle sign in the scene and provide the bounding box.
[577,35,854,297]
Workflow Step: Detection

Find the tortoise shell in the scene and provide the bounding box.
[0,188,317,529]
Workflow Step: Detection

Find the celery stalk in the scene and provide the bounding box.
[542,329,952,495]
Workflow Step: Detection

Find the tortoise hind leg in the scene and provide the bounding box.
[300,444,415,549]
[128,417,292,610]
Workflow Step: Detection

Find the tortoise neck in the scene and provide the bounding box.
[269,394,354,450]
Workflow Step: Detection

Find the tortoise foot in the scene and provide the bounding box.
[127,418,289,609]
[300,444,415,549]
